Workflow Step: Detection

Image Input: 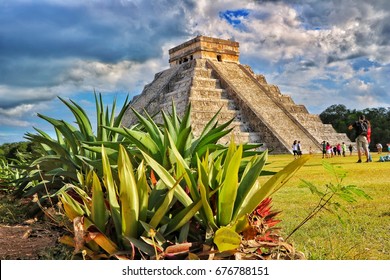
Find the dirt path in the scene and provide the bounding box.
[0,189,72,259]
[0,222,61,259]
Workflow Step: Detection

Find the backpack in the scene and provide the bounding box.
[357,121,368,136]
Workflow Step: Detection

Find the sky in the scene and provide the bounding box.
[1,0,389,144]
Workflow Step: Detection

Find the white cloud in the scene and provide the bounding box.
[60,58,167,95]
[0,116,31,127]
[0,104,36,118]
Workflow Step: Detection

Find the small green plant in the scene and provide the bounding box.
[0,191,29,224]
[286,161,372,240]
[0,158,28,193]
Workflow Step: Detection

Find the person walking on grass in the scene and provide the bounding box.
[297,141,302,157]
[365,118,373,162]
[342,142,347,157]
[333,145,337,157]
[348,115,370,163]
[336,143,342,156]
[326,142,332,158]
[292,140,298,159]
[322,141,326,158]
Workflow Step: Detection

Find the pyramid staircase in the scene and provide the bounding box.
[123,58,351,154]
[160,59,262,146]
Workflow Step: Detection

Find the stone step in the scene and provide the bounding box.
[161,96,236,112]
[191,119,263,143]
[292,113,322,122]
[176,68,193,79]
[323,124,338,132]
[160,98,188,113]
[191,110,239,121]
[193,119,252,132]
[189,97,238,111]
[192,121,260,137]
[190,88,228,99]
[192,77,221,88]
[170,77,192,91]
[177,65,212,80]
[192,67,213,78]
[219,132,262,145]
[164,89,190,101]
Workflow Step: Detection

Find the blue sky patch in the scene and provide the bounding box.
[219,9,250,27]
[311,78,338,90]
[351,58,381,72]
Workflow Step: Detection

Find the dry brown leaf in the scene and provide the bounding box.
[22,229,32,239]
[73,216,85,253]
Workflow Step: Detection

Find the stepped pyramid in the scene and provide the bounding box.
[122,36,351,154]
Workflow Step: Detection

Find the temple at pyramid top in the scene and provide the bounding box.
[123,36,352,154]
[169,36,240,66]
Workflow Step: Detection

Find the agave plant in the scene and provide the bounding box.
[57,144,198,259]
[97,101,263,170]
[0,158,28,192]
[55,140,309,259]
[18,96,309,259]
[16,92,130,197]
[147,136,310,253]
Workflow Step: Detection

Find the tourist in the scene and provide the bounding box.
[376,143,382,154]
[336,143,341,156]
[297,141,302,157]
[322,141,326,158]
[292,140,298,159]
[362,116,373,162]
[342,142,347,157]
[326,142,332,158]
[348,115,370,163]
[333,145,337,157]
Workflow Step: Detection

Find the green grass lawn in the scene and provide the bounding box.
[260,152,390,260]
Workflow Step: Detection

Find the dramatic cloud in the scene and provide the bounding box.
[0,0,389,144]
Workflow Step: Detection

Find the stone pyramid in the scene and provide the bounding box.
[122,36,351,154]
